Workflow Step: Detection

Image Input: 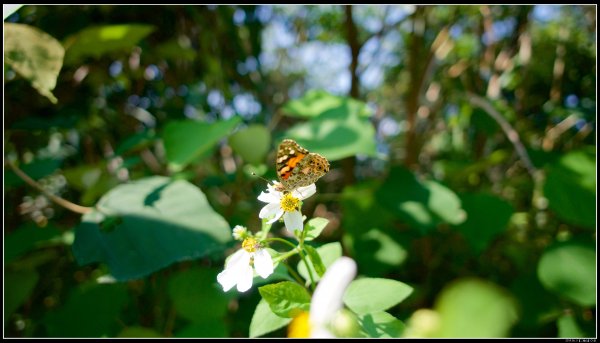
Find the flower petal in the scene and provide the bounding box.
[259,202,282,221]
[236,264,254,292]
[258,190,280,203]
[310,257,357,327]
[293,184,316,200]
[267,208,284,224]
[254,249,274,279]
[217,249,251,292]
[283,210,304,232]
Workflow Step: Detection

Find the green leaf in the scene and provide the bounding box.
[434,278,518,337]
[297,242,342,285]
[282,89,373,118]
[282,91,377,161]
[377,167,465,233]
[4,269,39,321]
[43,283,129,337]
[174,320,227,338]
[117,327,162,338]
[72,176,231,281]
[304,245,326,277]
[167,267,229,322]
[357,311,405,338]
[63,24,155,65]
[4,23,64,103]
[258,281,311,318]
[557,313,586,338]
[4,223,63,263]
[537,240,596,306]
[249,299,292,338]
[343,278,413,315]
[303,217,329,241]
[229,124,271,164]
[162,117,241,172]
[544,150,596,229]
[453,193,514,253]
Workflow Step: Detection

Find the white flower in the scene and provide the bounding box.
[309,256,357,338]
[288,256,358,338]
[257,182,316,232]
[232,225,247,240]
[216,237,274,292]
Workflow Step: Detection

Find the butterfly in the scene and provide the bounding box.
[275,139,330,193]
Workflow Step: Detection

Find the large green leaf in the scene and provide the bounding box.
[72,176,231,281]
[544,150,596,229]
[434,278,518,337]
[357,311,405,338]
[343,278,413,315]
[537,240,596,306]
[63,24,155,65]
[167,267,229,322]
[282,91,376,161]
[4,23,64,103]
[377,167,465,233]
[249,299,292,338]
[229,124,271,164]
[162,117,241,172]
[4,269,39,321]
[43,283,129,337]
[453,193,514,253]
[282,89,373,119]
[258,281,311,318]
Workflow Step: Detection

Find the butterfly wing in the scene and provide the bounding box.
[276,139,309,189]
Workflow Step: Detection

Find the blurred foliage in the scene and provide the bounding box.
[3,4,596,338]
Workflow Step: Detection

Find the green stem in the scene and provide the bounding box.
[283,262,305,285]
[264,237,297,250]
[298,249,316,292]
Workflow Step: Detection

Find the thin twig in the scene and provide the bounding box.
[467,93,538,178]
[6,160,93,214]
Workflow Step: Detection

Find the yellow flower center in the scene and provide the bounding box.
[288,311,311,338]
[280,193,300,212]
[242,237,259,253]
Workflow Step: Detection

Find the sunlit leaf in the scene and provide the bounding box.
[63,24,155,64]
[282,89,373,118]
[357,311,405,338]
[377,167,465,233]
[303,217,329,241]
[544,150,596,229]
[163,117,241,172]
[4,23,64,103]
[258,281,311,318]
[229,124,271,164]
[343,278,413,315]
[434,278,518,337]
[537,240,596,306]
[249,299,292,338]
[72,176,231,281]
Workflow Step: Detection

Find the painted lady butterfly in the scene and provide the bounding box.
[275,139,330,192]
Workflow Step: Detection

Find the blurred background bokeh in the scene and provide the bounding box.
[3,5,596,338]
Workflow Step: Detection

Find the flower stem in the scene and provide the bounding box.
[298,249,316,292]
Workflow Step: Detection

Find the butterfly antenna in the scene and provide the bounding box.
[251,172,274,186]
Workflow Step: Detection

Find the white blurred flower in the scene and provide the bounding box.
[257,182,316,233]
[288,256,358,338]
[232,225,247,240]
[216,236,274,293]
